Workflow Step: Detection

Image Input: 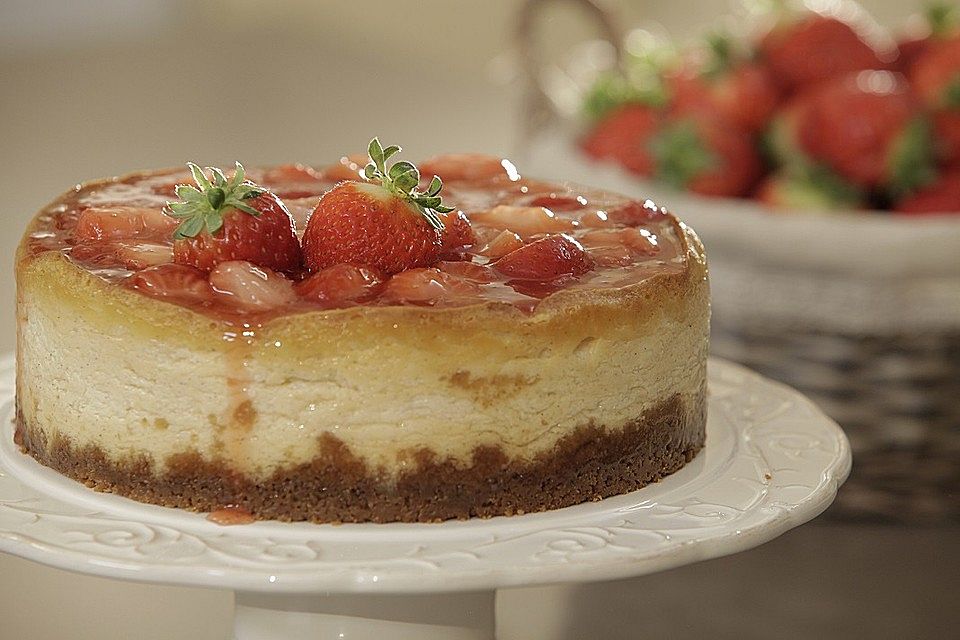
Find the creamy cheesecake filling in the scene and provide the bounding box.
[17,254,707,478]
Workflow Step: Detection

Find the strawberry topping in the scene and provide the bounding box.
[294,264,385,306]
[493,234,594,281]
[302,138,454,274]
[167,162,302,275]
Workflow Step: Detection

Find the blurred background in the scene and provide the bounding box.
[1,1,958,638]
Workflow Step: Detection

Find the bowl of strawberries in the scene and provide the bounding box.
[520,0,960,524]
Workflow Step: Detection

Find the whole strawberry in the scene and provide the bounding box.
[667,34,780,134]
[580,104,662,176]
[167,162,301,275]
[649,113,763,197]
[894,167,960,214]
[758,8,893,94]
[795,71,935,194]
[302,138,454,274]
[910,35,960,163]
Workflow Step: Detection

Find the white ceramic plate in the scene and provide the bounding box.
[0,356,850,594]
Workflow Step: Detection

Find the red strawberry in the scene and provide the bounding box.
[910,35,960,162]
[649,113,763,197]
[795,71,935,192]
[128,263,214,306]
[294,263,385,306]
[167,162,302,275]
[758,11,893,93]
[492,234,593,280]
[381,268,482,306]
[419,154,520,182]
[75,206,178,242]
[667,35,780,134]
[302,138,454,275]
[438,209,476,253]
[894,167,960,214]
[753,168,865,211]
[209,260,296,311]
[580,105,661,176]
[259,163,327,199]
[321,154,369,181]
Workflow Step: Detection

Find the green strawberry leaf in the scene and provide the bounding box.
[360,137,452,231]
[649,120,717,189]
[888,117,937,198]
[165,161,262,240]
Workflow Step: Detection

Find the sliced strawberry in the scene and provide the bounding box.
[320,154,369,181]
[436,260,494,283]
[478,229,524,259]
[438,209,476,253]
[468,205,576,239]
[294,263,385,306]
[580,105,661,176]
[209,260,296,311]
[894,168,960,214]
[381,268,482,306]
[758,12,893,93]
[259,163,327,199]
[168,163,302,275]
[650,113,762,197]
[75,206,178,242]
[522,194,588,211]
[303,139,455,275]
[128,263,214,306]
[492,234,593,281]
[579,228,660,267]
[419,154,520,182]
[603,199,670,225]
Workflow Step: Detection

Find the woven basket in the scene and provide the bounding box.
[514,0,960,525]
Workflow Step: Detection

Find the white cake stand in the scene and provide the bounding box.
[0,357,850,639]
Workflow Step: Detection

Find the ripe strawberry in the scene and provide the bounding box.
[75,206,178,242]
[381,267,482,306]
[209,260,296,311]
[419,154,520,182]
[667,34,780,134]
[795,71,935,193]
[438,209,476,253]
[910,35,960,162]
[468,205,576,239]
[758,10,892,93]
[579,228,660,267]
[128,263,214,306]
[649,113,763,197]
[477,229,524,259]
[894,167,960,214]
[167,162,302,275]
[302,138,454,275]
[492,234,593,280]
[753,168,866,211]
[294,263,385,306]
[580,105,661,176]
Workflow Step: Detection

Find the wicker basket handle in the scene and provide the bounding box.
[514,0,624,146]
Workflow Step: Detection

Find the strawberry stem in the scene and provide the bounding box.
[166,162,262,240]
[361,137,452,231]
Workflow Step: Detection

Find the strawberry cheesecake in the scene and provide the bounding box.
[15,140,709,523]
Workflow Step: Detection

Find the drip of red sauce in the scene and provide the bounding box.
[207,505,256,525]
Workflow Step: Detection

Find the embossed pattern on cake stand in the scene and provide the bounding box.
[0,357,851,639]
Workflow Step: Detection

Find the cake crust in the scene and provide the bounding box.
[16,392,705,523]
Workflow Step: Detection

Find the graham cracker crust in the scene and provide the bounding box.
[15,393,705,523]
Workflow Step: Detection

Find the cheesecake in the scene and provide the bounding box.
[15,143,709,523]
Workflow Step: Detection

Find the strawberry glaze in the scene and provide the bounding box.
[24,161,686,320]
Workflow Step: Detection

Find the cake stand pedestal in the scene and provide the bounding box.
[0,358,850,639]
